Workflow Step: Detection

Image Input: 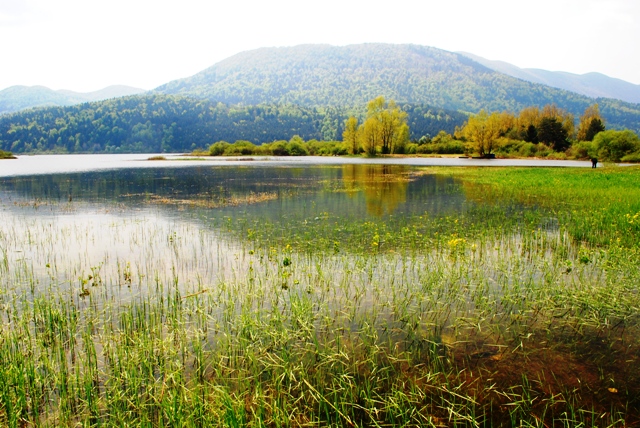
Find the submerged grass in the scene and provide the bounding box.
[0,165,638,426]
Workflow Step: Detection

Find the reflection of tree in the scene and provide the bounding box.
[342,164,409,216]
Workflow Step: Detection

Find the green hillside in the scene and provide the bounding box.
[0,94,465,154]
[156,44,640,133]
[3,43,640,155]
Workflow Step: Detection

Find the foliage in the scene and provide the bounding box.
[410,130,467,155]
[208,137,346,156]
[359,97,409,155]
[342,116,359,154]
[208,141,231,156]
[0,94,465,154]
[594,129,640,162]
[537,117,570,151]
[621,152,640,163]
[460,110,506,156]
[0,149,15,159]
[566,140,597,160]
[492,139,553,158]
[577,104,605,142]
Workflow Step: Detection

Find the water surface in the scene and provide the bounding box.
[0,153,596,177]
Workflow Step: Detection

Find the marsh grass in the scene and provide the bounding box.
[0,165,638,426]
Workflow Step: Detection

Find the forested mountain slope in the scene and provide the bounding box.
[155,44,640,133]
[0,95,465,153]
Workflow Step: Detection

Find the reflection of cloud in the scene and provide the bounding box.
[342,164,410,217]
[0,0,36,26]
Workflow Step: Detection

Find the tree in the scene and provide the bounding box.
[342,116,359,154]
[360,117,380,156]
[524,124,539,144]
[537,117,570,151]
[461,110,504,157]
[577,104,605,142]
[585,118,605,142]
[360,96,409,155]
[540,104,575,140]
[432,130,453,144]
[594,129,640,162]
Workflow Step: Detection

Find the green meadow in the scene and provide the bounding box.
[0,164,639,427]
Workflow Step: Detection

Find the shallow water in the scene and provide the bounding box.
[1,155,635,426]
[0,153,597,177]
[0,160,591,319]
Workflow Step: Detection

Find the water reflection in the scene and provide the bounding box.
[0,165,468,221]
[342,164,409,216]
[0,164,471,301]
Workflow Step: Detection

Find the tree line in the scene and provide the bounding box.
[0,94,465,154]
[330,98,639,161]
[456,103,640,161]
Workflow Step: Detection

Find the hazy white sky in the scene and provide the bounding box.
[1,0,639,92]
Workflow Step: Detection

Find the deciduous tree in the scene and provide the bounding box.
[461,110,504,157]
[342,116,359,154]
[577,104,605,142]
[360,96,409,155]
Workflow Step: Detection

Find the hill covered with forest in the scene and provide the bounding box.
[0,95,465,153]
[3,43,640,155]
[155,44,640,133]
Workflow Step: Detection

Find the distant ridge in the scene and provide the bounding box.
[458,52,640,104]
[0,85,146,115]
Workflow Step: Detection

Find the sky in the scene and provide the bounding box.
[1,0,639,92]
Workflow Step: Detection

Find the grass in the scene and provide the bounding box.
[0,165,638,426]
[0,149,16,159]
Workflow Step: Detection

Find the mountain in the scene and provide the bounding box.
[3,43,640,155]
[155,44,640,134]
[458,52,640,104]
[0,85,146,115]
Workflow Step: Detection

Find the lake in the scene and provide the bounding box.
[0,153,596,177]
[0,154,637,426]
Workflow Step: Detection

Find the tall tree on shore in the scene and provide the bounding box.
[541,104,575,140]
[461,110,504,156]
[537,117,570,151]
[577,104,605,141]
[360,97,409,155]
[342,116,360,154]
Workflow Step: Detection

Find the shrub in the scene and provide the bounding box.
[566,141,596,160]
[404,143,418,155]
[415,140,465,154]
[621,152,640,163]
[269,141,290,156]
[0,149,16,159]
[517,142,538,157]
[224,140,258,156]
[287,141,309,156]
[594,130,640,162]
[209,141,230,156]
